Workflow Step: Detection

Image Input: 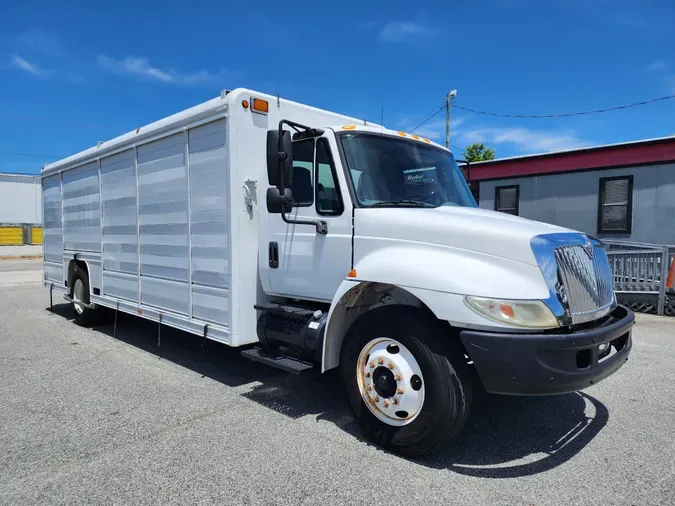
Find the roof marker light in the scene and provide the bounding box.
[251,98,269,114]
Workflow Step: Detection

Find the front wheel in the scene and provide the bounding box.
[340,305,472,457]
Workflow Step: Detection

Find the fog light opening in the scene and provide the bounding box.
[576,349,591,369]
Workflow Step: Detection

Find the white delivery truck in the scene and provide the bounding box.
[41,88,635,456]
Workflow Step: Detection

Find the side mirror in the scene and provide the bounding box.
[266,129,293,187]
[266,187,293,214]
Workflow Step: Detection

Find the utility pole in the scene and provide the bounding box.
[445,90,457,149]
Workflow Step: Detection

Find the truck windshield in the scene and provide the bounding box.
[339,132,477,208]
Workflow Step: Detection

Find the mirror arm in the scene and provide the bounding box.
[280,211,327,235]
[275,119,328,235]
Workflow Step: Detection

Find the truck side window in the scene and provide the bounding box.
[315,138,343,215]
[291,139,314,207]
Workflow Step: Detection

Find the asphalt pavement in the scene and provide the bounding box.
[0,267,673,505]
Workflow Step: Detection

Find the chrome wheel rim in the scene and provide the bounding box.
[356,338,425,426]
[73,278,85,315]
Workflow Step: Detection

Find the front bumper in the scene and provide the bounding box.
[459,305,635,396]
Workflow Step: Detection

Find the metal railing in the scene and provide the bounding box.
[603,240,675,316]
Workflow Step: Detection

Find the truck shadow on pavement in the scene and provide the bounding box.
[50,303,609,478]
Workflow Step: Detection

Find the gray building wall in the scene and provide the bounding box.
[479,162,675,245]
[0,173,42,224]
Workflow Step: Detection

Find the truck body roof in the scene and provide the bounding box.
[41,88,449,177]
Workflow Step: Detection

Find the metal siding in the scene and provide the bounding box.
[62,162,101,252]
[42,174,63,280]
[138,132,190,314]
[188,119,229,326]
[101,149,139,300]
[192,285,229,325]
[480,162,675,244]
[141,276,190,314]
[102,270,139,302]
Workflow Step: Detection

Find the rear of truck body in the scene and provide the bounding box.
[41,88,634,457]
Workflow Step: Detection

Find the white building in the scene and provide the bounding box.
[0,173,42,225]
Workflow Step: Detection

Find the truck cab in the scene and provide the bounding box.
[253,112,635,456]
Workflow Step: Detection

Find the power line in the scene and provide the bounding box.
[410,104,445,133]
[453,94,675,119]
[0,150,63,159]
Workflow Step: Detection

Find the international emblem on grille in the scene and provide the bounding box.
[583,237,594,259]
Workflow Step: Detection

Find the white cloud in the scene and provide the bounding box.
[378,22,438,43]
[459,127,589,154]
[10,55,46,77]
[14,28,66,58]
[648,60,668,71]
[98,55,231,85]
[667,75,675,94]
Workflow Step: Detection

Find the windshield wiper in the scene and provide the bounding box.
[371,200,427,208]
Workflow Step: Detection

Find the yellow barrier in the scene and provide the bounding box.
[0,227,23,245]
[31,227,43,245]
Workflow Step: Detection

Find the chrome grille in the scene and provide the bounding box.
[555,244,614,323]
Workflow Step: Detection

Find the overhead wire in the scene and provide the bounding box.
[452,94,675,119]
[410,104,445,133]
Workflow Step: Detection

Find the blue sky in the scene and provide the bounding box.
[1,0,674,173]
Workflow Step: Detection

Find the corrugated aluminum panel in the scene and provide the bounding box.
[42,174,63,281]
[141,276,190,314]
[102,271,139,303]
[0,227,22,245]
[138,133,190,314]
[62,162,101,252]
[31,227,43,245]
[189,119,229,326]
[101,149,139,301]
[192,285,229,325]
[101,150,138,273]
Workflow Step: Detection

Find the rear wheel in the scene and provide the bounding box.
[71,270,100,326]
[340,305,472,457]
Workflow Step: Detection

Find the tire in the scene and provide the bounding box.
[339,305,472,457]
[71,269,99,327]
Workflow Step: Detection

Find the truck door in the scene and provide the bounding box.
[265,134,352,302]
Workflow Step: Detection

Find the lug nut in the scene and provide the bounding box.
[395,373,402,381]
[366,385,372,391]
[387,362,394,369]
[377,358,384,365]
[374,395,380,402]
[369,361,375,368]
[393,398,399,405]
[397,387,403,395]
[365,372,371,378]
[383,401,390,408]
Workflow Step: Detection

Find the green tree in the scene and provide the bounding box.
[462,142,496,162]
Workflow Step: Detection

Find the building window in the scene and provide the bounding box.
[495,185,519,215]
[598,176,633,234]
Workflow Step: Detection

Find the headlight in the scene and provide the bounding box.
[464,296,559,329]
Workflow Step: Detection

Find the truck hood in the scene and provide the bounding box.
[354,206,575,266]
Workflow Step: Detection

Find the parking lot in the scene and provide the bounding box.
[1,260,674,505]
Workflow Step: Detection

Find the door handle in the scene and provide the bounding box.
[269,242,279,269]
